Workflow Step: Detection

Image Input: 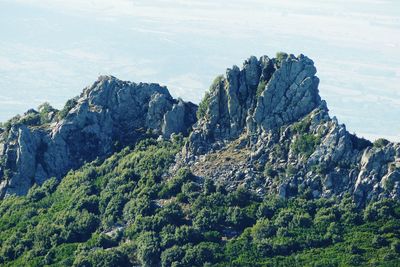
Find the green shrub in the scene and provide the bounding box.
[181,242,222,266]
[158,168,193,199]
[392,240,400,254]
[136,231,161,267]
[291,134,320,158]
[160,245,184,267]
[58,98,78,120]
[74,248,129,267]
[196,75,224,119]
[364,199,395,222]
[372,235,389,248]
[1,115,21,132]
[38,102,57,124]
[19,112,41,126]
[275,52,288,67]
[285,164,297,176]
[349,133,372,150]
[251,219,276,241]
[291,118,311,134]
[311,162,329,175]
[373,138,390,148]
[264,163,278,178]
[196,92,211,119]
[256,80,267,97]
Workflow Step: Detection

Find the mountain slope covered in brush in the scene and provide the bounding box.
[0,53,400,266]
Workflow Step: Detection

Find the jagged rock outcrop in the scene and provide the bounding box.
[355,144,400,203]
[1,54,399,207]
[0,76,197,197]
[252,54,321,131]
[186,54,323,155]
[162,99,197,138]
[181,54,400,206]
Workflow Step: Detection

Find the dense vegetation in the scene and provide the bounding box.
[0,137,400,266]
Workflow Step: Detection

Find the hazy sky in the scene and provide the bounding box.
[1,0,399,141]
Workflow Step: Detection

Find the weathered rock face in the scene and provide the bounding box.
[162,99,197,138]
[1,54,399,207]
[187,54,323,155]
[252,54,321,131]
[187,56,277,155]
[0,76,197,197]
[355,144,400,203]
[182,54,400,206]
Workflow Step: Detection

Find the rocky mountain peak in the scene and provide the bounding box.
[180,53,400,206]
[252,53,322,131]
[0,77,196,197]
[187,53,324,156]
[0,53,399,207]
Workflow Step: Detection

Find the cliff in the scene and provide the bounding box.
[0,76,196,197]
[181,53,400,205]
[1,54,399,206]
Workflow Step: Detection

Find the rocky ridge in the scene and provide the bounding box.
[181,53,400,206]
[0,76,196,197]
[0,54,399,206]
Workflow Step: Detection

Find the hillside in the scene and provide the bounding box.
[1,137,400,266]
[0,53,400,266]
